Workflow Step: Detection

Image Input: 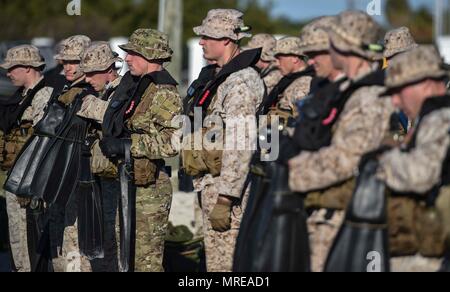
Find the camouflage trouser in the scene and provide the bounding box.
[390,255,443,272]
[3,171,31,273]
[307,209,345,272]
[52,221,92,272]
[135,173,172,272]
[200,183,248,272]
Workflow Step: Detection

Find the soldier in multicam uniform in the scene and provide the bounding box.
[288,11,394,272]
[376,45,450,272]
[244,34,282,94]
[50,35,93,272]
[184,8,265,272]
[0,45,56,272]
[99,29,182,272]
[77,41,122,272]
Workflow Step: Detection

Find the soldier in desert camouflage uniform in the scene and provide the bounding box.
[382,26,419,135]
[244,34,282,94]
[288,11,394,272]
[183,8,265,272]
[293,16,350,273]
[383,27,418,69]
[77,41,122,272]
[301,16,344,85]
[100,29,182,272]
[376,46,450,272]
[268,37,314,118]
[0,45,56,272]
[51,35,93,273]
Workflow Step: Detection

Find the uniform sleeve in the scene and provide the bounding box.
[288,87,393,192]
[216,71,264,199]
[77,95,109,123]
[278,76,312,112]
[130,89,182,160]
[22,86,54,126]
[377,109,450,193]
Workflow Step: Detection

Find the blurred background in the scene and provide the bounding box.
[0,0,448,96]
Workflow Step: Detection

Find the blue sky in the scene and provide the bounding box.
[259,0,433,24]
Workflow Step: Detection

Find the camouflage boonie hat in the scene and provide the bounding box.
[0,45,45,70]
[119,29,173,61]
[382,45,447,95]
[384,27,418,59]
[193,9,251,41]
[328,11,383,61]
[300,16,337,54]
[55,35,91,61]
[244,34,277,62]
[80,42,121,73]
[274,37,306,58]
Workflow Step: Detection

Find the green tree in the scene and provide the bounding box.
[385,0,433,44]
[0,0,303,42]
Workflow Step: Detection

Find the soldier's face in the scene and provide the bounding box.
[329,45,346,71]
[125,52,148,76]
[307,51,334,78]
[199,37,227,61]
[7,66,29,87]
[63,61,82,82]
[393,80,446,119]
[85,71,110,92]
[276,55,301,76]
[392,82,424,119]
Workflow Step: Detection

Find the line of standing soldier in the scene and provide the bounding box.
[1,7,450,273]
[1,30,182,272]
[182,9,450,272]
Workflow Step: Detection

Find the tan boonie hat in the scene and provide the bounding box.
[382,45,447,95]
[300,16,337,54]
[55,35,91,61]
[80,41,121,73]
[328,10,383,61]
[274,37,306,58]
[119,28,173,61]
[244,34,277,62]
[0,45,45,70]
[193,9,251,41]
[384,27,418,59]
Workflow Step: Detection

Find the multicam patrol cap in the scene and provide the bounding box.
[119,28,173,61]
[300,16,337,54]
[384,27,418,59]
[0,45,45,70]
[245,34,277,62]
[382,45,447,95]
[54,35,91,61]
[193,9,252,41]
[328,10,383,61]
[274,37,306,58]
[80,41,121,73]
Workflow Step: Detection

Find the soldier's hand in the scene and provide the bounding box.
[16,197,31,209]
[99,137,129,159]
[209,196,232,232]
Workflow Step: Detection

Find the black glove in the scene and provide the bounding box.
[277,134,300,165]
[359,145,392,172]
[99,137,130,159]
